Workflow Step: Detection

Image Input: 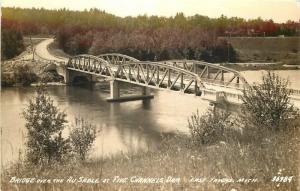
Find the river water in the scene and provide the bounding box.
[1,70,299,166]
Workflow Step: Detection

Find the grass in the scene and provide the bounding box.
[1,122,299,191]
[223,63,299,71]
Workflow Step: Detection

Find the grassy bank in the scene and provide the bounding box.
[2,125,299,191]
[223,63,299,71]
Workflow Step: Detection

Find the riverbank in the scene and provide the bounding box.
[1,60,63,87]
[223,63,299,71]
[2,123,299,191]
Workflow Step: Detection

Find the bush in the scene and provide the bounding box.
[70,117,97,160]
[22,85,70,164]
[1,65,38,86]
[1,72,16,87]
[14,65,38,85]
[241,71,299,130]
[188,109,231,145]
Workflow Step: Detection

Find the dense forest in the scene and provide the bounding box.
[2,7,299,61]
[1,26,24,60]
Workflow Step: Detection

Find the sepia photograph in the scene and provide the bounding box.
[1,0,300,190]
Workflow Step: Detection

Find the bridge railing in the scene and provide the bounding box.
[221,91,243,104]
[288,88,300,96]
[202,90,243,104]
[201,89,218,101]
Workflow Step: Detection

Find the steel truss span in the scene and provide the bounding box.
[161,60,249,89]
[67,53,249,96]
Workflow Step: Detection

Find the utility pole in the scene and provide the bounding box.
[30,36,35,61]
[227,32,230,63]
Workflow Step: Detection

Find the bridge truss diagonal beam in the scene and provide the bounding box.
[161,60,249,89]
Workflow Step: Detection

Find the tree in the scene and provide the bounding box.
[242,71,299,130]
[70,117,97,160]
[23,86,70,164]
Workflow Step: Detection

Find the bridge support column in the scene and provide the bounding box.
[142,87,151,96]
[107,81,154,102]
[64,69,70,84]
[109,80,120,100]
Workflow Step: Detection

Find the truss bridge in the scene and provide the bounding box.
[56,53,299,106]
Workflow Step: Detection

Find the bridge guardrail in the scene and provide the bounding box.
[288,88,300,96]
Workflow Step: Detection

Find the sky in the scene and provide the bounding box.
[2,0,300,23]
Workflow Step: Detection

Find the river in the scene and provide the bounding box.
[1,70,299,166]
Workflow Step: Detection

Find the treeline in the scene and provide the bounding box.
[3,7,299,36]
[57,25,237,62]
[1,20,24,60]
[2,7,299,62]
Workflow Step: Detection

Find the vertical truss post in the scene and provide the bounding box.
[194,79,198,95]
[168,69,171,88]
[137,66,140,82]
[181,73,184,91]
[146,64,149,82]
[221,70,224,82]
[156,66,160,85]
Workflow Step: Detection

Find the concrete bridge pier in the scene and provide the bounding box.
[107,80,154,102]
[64,69,70,84]
[142,86,151,96]
[109,80,120,100]
[209,100,241,114]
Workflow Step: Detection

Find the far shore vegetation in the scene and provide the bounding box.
[2,7,299,63]
[1,71,299,191]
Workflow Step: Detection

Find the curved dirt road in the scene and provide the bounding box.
[34,38,68,62]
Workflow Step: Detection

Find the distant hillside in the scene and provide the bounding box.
[222,37,300,64]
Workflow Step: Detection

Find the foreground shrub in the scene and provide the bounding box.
[22,85,70,164]
[242,71,299,130]
[188,109,231,145]
[70,117,97,161]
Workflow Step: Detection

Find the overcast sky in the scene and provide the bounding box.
[2,0,300,22]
